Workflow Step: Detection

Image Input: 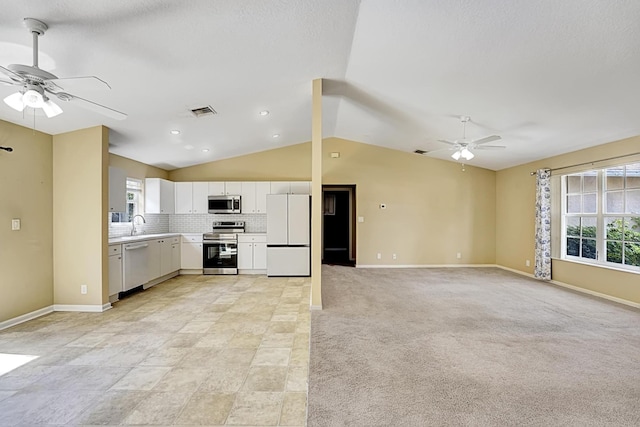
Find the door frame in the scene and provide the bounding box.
[322,185,356,263]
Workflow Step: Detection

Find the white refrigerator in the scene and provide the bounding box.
[267,194,310,276]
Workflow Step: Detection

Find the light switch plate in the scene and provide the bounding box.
[358,216,364,223]
[11,219,20,230]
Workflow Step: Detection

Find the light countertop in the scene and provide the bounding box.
[108,233,181,245]
[109,231,265,245]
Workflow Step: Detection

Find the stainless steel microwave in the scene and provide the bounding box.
[208,195,241,214]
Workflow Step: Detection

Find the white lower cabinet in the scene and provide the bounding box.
[171,240,181,272]
[108,244,123,297]
[149,237,180,280]
[237,234,267,272]
[181,234,203,270]
[148,239,161,280]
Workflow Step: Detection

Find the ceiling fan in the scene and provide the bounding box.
[437,116,504,161]
[0,18,126,120]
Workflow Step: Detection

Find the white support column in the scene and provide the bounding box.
[311,79,323,309]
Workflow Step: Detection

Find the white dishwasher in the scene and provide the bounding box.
[123,242,150,291]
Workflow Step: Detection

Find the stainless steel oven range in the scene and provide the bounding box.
[203,221,245,275]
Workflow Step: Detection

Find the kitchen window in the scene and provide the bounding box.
[561,163,640,270]
[111,178,143,223]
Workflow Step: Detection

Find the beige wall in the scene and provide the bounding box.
[168,143,311,182]
[496,135,640,304]
[168,137,497,266]
[0,120,53,323]
[109,153,169,180]
[53,126,109,307]
[324,138,496,265]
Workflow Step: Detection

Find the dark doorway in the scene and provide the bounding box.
[322,186,356,266]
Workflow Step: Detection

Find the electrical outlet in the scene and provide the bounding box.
[456,252,461,259]
[526,259,531,267]
[377,253,381,260]
[81,285,87,295]
[392,253,397,260]
[11,219,20,230]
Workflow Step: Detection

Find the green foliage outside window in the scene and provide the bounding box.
[566,217,640,266]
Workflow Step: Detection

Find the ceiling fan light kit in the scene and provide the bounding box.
[436,115,504,162]
[4,84,63,117]
[0,18,126,120]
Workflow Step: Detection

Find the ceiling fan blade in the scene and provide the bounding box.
[53,92,127,120]
[474,145,506,150]
[48,76,111,91]
[0,78,16,86]
[472,135,501,145]
[0,65,25,83]
[437,139,457,146]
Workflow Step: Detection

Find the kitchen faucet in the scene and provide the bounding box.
[131,214,146,236]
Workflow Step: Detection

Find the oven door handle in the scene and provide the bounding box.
[204,240,237,245]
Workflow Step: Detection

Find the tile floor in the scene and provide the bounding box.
[0,274,311,426]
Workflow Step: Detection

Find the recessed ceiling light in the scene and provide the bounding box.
[202,148,210,153]
[170,130,180,135]
[272,134,280,138]
[259,110,269,116]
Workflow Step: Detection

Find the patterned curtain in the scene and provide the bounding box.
[534,169,552,280]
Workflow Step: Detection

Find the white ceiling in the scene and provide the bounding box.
[1,0,639,171]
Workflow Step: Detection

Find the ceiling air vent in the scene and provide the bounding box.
[190,105,217,118]
[414,149,428,155]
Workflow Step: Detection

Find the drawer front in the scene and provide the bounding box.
[238,234,267,243]
[108,244,122,255]
[182,234,203,243]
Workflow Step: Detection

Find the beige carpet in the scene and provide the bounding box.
[308,266,640,426]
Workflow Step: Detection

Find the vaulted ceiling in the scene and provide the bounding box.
[1,0,639,170]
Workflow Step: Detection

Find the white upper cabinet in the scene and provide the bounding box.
[241,182,257,213]
[192,182,209,213]
[209,182,225,195]
[241,182,270,214]
[174,182,193,214]
[145,178,175,214]
[271,181,311,195]
[225,182,242,195]
[289,181,311,194]
[209,181,242,196]
[176,182,209,214]
[255,182,270,213]
[108,167,126,212]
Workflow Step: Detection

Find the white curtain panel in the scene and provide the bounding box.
[534,169,552,280]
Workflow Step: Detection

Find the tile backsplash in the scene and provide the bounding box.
[170,213,267,233]
[109,213,266,239]
[108,214,169,238]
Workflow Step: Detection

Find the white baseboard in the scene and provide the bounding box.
[0,305,54,331]
[310,304,323,311]
[53,304,112,313]
[495,265,536,279]
[548,279,640,309]
[355,264,497,269]
[495,265,640,309]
